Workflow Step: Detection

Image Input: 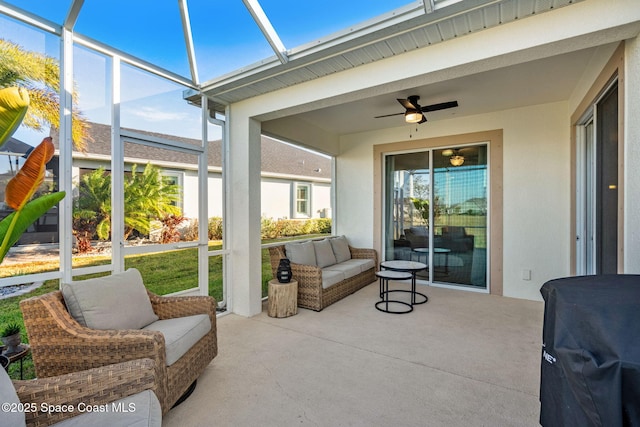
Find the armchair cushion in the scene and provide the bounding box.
[143,314,211,366]
[0,366,26,427]
[61,268,158,330]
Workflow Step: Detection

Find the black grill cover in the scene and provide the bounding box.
[540,275,640,427]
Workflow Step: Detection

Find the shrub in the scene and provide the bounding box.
[208,217,223,240]
[260,217,332,239]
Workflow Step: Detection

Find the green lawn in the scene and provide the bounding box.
[0,234,327,379]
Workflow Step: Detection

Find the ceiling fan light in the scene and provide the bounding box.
[450,155,465,166]
[405,109,422,123]
[442,149,454,157]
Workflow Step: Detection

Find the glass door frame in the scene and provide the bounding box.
[381,142,491,292]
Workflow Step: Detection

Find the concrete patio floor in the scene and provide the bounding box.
[163,282,544,426]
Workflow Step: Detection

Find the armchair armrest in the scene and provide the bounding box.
[14,359,156,427]
[147,291,217,321]
[20,292,166,377]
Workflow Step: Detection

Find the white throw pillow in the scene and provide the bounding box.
[313,239,337,268]
[284,241,317,266]
[62,268,159,330]
[330,236,352,263]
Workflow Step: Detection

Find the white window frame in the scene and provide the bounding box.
[293,182,311,218]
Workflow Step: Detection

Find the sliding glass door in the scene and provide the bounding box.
[384,144,488,289]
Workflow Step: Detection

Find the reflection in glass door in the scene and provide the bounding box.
[384,144,488,289]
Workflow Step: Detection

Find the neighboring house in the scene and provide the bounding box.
[23,124,331,244]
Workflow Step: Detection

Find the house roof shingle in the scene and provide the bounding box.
[52,122,331,180]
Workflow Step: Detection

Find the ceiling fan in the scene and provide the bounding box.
[375,95,458,124]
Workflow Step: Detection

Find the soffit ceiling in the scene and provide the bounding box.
[275,45,610,136]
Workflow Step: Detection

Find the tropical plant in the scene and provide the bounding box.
[0,137,65,262]
[73,163,181,249]
[0,322,20,338]
[0,38,90,151]
[123,164,180,239]
[160,214,187,244]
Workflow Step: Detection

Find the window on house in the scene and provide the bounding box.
[162,172,184,212]
[295,183,311,218]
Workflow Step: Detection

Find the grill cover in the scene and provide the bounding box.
[540,275,640,426]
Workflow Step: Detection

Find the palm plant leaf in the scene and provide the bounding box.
[0,86,29,148]
[5,137,55,210]
[0,191,65,263]
[0,39,90,151]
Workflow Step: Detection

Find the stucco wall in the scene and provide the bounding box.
[337,101,571,301]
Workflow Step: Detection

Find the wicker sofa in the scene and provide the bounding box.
[20,269,217,415]
[269,236,377,311]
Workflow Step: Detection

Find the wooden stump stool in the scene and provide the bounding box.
[268,279,298,318]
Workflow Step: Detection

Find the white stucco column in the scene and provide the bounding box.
[624,35,640,273]
[227,109,263,316]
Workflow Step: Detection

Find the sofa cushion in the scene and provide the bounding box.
[321,269,345,289]
[333,258,375,274]
[324,262,361,279]
[61,269,158,330]
[285,241,316,266]
[0,367,25,427]
[353,258,376,272]
[329,236,351,263]
[55,390,161,427]
[143,314,211,366]
[313,239,337,268]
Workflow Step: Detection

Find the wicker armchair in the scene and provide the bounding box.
[7,358,161,427]
[20,290,217,415]
[269,241,377,311]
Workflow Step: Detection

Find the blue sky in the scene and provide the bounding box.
[4,0,415,81]
[1,0,414,169]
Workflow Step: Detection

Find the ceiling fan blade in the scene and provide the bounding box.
[397,98,420,110]
[422,101,458,112]
[374,112,404,118]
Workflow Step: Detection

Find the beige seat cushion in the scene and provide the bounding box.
[323,262,361,279]
[342,258,376,272]
[321,269,344,289]
[143,314,211,366]
[55,390,161,427]
[0,367,26,427]
[61,269,158,330]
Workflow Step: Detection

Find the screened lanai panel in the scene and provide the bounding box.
[122,142,200,295]
[3,0,72,23]
[207,121,224,304]
[189,0,275,81]
[73,0,190,77]
[0,16,61,279]
[73,45,112,126]
[120,64,202,141]
[260,0,415,48]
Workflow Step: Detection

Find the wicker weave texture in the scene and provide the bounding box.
[268,242,378,311]
[20,291,218,415]
[13,358,156,427]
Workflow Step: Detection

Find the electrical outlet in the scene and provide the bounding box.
[522,269,531,281]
